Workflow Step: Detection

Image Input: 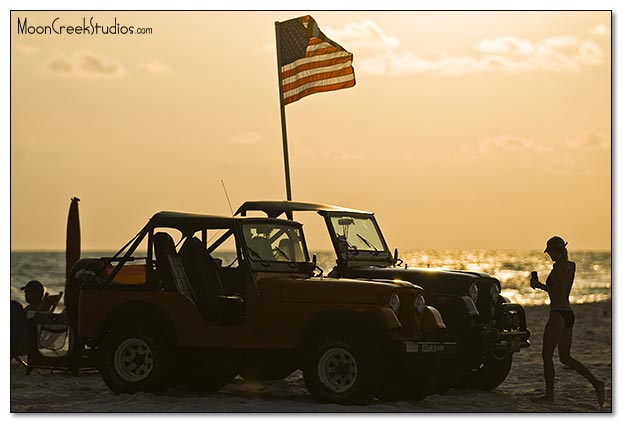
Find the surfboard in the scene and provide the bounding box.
[65,197,81,290]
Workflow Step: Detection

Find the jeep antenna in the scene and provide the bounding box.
[221,179,234,216]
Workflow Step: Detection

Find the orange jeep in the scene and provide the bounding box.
[68,211,456,404]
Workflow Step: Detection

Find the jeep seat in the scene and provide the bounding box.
[247,236,273,261]
[179,236,244,325]
[153,232,196,303]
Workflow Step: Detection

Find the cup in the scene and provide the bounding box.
[530,271,538,289]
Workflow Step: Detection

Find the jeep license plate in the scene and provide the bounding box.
[511,337,521,353]
[421,343,440,353]
[409,342,444,353]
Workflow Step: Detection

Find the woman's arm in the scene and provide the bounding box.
[533,281,550,292]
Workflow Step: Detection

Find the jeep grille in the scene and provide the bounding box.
[397,291,417,338]
[474,279,494,325]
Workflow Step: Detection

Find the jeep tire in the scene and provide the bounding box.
[468,350,513,391]
[99,325,172,394]
[304,337,380,405]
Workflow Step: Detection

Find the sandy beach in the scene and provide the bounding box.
[10,301,612,413]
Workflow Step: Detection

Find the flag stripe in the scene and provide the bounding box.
[305,45,339,57]
[282,66,354,93]
[280,54,352,79]
[283,79,356,105]
[281,60,353,86]
[283,73,355,101]
[305,40,334,51]
[281,50,352,73]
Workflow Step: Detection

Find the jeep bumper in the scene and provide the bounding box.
[497,329,531,351]
[480,327,531,352]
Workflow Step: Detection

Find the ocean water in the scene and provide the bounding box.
[10,250,611,309]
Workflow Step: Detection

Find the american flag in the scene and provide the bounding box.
[277,15,355,105]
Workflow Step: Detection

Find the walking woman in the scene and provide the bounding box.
[530,236,605,406]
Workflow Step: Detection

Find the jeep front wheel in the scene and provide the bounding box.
[468,350,513,390]
[304,338,380,405]
[99,326,171,394]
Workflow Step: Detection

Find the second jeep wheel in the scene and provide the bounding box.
[304,338,380,405]
[99,326,172,394]
[468,350,513,391]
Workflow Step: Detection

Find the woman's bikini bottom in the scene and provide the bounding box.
[551,309,575,329]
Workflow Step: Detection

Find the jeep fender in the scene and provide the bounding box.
[432,295,479,317]
[498,295,511,304]
[421,305,446,333]
[97,301,177,345]
[296,309,396,351]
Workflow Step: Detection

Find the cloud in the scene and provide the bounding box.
[323,20,400,51]
[578,40,604,65]
[567,131,609,150]
[230,132,263,145]
[589,23,610,36]
[140,60,173,74]
[41,49,125,78]
[327,20,605,76]
[478,36,537,55]
[477,135,552,154]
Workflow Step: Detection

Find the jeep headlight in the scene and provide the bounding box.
[415,294,426,315]
[490,283,500,303]
[468,283,479,303]
[389,293,400,315]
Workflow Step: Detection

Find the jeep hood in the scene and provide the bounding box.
[348,266,491,295]
[276,277,398,304]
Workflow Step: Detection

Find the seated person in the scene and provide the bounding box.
[21,280,63,314]
[16,281,65,359]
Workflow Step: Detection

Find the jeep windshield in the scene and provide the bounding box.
[328,214,389,256]
[241,222,309,270]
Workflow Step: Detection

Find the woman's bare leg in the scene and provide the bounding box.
[558,327,605,406]
[542,313,564,400]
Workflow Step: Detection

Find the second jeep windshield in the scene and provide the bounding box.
[329,215,385,253]
[242,223,307,263]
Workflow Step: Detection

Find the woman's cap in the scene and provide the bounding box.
[20,280,43,292]
[544,236,568,253]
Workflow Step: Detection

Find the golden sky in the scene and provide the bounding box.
[10,11,612,251]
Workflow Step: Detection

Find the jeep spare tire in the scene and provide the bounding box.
[99,326,172,394]
[304,337,380,405]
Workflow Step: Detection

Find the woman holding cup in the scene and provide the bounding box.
[531,236,605,406]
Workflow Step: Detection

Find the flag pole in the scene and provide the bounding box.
[275,21,293,201]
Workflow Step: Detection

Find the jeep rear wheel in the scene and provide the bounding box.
[99,326,171,394]
[304,338,380,405]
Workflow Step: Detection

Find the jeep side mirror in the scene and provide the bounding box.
[311,254,323,278]
[393,248,403,267]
